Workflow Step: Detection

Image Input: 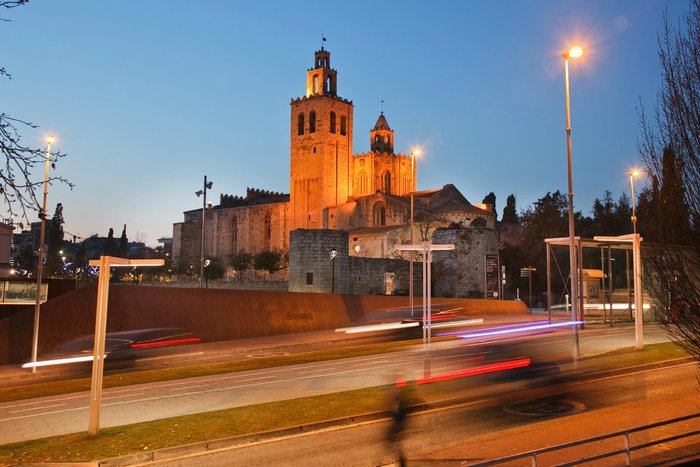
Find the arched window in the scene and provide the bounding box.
[330,111,336,133]
[340,116,347,136]
[382,171,392,194]
[309,111,316,133]
[231,216,238,253]
[312,75,318,94]
[297,113,304,135]
[401,172,410,195]
[372,202,386,226]
[263,212,271,250]
[357,170,368,195]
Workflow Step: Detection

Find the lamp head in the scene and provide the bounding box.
[205,181,213,189]
[410,149,421,157]
[46,135,55,145]
[564,46,583,60]
[195,190,204,197]
[630,169,641,178]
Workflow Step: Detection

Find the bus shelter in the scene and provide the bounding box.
[544,234,644,331]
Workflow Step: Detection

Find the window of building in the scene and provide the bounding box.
[231,216,238,252]
[382,171,392,194]
[357,170,368,195]
[372,202,386,226]
[340,116,347,136]
[263,212,271,250]
[309,111,316,133]
[306,272,313,285]
[298,113,304,135]
[330,111,336,133]
[312,75,318,94]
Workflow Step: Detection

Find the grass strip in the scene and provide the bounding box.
[0,342,689,464]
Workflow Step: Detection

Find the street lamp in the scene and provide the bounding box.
[29,134,54,373]
[629,170,640,234]
[409,149,420,317]
[195,175,213,288]
[563,46,583,358]
[629,169,643,349]
[330,247,338,293]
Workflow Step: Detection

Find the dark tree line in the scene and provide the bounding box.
[638,0,700,364]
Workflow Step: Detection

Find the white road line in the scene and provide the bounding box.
[299,368,335,374]
[168,385,207,391]
[102,392,145,400]
[9,403,66,414]
[0,405,83,421]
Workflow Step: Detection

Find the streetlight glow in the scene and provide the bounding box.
[46,134,55,144]
[566,46,584,59]
[630,169,640,178]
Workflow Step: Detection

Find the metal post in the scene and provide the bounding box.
[528,265,533,314]
[199,175,209,288]
[608,245,614,327]
[88,256,111,436]
[564,56,579,358]
[30,136,53,373]
[626,249,632,321]
[633,233,643,349]
[546,242,552,322]
[409,152,415,317]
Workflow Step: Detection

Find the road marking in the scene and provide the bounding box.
[299,368,335,374]
[168,385,207,391]
[103,392,145,400]
[9,403,66,414]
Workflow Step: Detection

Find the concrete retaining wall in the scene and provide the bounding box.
[0,285,527,364]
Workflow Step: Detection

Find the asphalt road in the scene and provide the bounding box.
[135,362,699,467]
[0,325,673,445]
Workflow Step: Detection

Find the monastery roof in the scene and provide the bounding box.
[372,112,391,131]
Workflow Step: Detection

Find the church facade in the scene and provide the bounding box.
[172,47,498,295]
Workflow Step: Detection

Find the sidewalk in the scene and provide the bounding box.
[413,393,700,466]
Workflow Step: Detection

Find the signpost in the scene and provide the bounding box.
[396,242,454,377]
[485,255,500,299]
[87,256,164,436]
[520,266,536,314]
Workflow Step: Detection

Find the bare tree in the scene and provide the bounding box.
[1,1,73,224]
[638,0,700,363]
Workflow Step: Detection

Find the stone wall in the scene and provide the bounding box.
[288,229,349,293]
[432,227,500,298]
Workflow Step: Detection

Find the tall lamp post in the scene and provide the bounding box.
[195,175,213,288]
[629,169,643,349]
[30,134,54,373]
[563,46,583,358]
[409,149,419,317]
[330,247,337,293]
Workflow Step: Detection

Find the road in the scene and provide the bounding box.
[138,362,700,467]
[0,325,674,445]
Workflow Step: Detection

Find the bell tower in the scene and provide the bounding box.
[290,47,354,231]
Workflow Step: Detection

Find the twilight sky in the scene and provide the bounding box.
[2,0,687,246]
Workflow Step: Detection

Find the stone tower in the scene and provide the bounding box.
[289,48,354,230]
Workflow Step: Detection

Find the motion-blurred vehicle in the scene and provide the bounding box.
[39,327,200,368]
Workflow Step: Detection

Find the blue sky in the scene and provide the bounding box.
[1,1,687,246]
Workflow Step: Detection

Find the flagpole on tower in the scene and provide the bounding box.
[321,34,326,50]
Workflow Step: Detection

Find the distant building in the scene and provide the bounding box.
[172,47,498,296]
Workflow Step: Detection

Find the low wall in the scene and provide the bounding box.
[0,285,527,364]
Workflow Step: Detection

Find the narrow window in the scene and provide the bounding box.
[309,111,316,133]
[383,172,392,194]
[373,202,386,226]
[330,111,336,133]
[340,116,347,136]
[306,272,314,285]
[263,212,271,250]
[313,75,318,94]
[325,77,331,93]
[231,216,238,252]
[297,113,304,135]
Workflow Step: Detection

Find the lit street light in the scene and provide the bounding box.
[563,46,583,358]
[409,149,419,317]
[29,134,54,373]
[195,175,213,288]
[629,169,643,349]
